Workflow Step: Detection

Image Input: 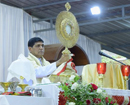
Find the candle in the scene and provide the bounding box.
[121,65,130,76]
[97,63,106,74]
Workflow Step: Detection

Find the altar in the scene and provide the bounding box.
[1,83,130,105]
[0,84,59,105]
[0,95,53,105]
[103,88,130,105]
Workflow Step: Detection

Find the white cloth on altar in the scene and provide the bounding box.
[31,84,60,105]
[41,78,51,84]
[7,54,37,84]
[0,95,53,105]
[0,95,9,105]
[103,88,130,96]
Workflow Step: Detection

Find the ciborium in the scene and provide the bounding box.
[0,82,11,92]
[97,63,106,88]
[9,82,19,92]
[121,65,130,90]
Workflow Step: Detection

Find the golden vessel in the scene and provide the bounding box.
[0,82,11,92]
[55,2,79,49]
[18,84,28,92]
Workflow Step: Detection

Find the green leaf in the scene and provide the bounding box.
[74,76,80,82]
[59,76,118,105]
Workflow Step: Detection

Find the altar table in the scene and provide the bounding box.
[82,63,125,89]
[0,84,59,105]
[104,88,130,105]
[0,95,53,105]
[31,83,60,105]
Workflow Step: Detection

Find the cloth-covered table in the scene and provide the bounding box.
[0,95,53,105]
[104,88,130,105]
[82,63,125,89]
[30,83,60,105]
[0,83,59,105]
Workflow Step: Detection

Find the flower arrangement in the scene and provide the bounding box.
[59,75,117,105]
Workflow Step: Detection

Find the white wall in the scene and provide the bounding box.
[0,3,33,82]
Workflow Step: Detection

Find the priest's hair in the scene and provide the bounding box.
[28,37,44,47]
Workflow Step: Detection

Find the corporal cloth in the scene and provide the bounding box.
[7,54,37,84]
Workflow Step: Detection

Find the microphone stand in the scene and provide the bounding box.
[99,52,126,65]
[106,56,126,65]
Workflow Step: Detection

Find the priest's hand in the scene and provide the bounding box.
[56,54,70,67]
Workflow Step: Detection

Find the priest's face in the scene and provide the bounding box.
[29,41,44,58]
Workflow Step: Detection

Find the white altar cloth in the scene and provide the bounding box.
[31,83,60,105]
[0,95,9,105]
[0,95,53,105]
[0,84,59,105]
[103,88,130,96]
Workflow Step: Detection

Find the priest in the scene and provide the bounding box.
[27,37,70,83]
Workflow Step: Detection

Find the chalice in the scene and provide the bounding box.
[18,84,28,92]
[18,76,28,92]
[121,65,130,90]
[97,63,106,88]
[0,82,11,92]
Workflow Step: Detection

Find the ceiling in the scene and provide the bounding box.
[1,0,130,58]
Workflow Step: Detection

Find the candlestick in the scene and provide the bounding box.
[97,63,106,88]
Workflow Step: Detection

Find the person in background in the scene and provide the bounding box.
[25,37,70,84]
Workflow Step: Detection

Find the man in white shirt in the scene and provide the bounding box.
[25,37,69,84]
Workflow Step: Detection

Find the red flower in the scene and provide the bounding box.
[86,100,91,105]
[110,101,113,104]
[59,92,68,105]
[105,97,109,103]
[65,83,69,86]
[90,83,98,90]
[93,98,101,104]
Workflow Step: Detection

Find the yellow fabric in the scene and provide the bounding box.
[49,69,78,83]
[49,62,78,83]
[27,53,50,83]
[27,53,50,68]
[27,53,77,83]
[82,63,125,89]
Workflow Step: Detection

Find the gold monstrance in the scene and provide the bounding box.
[55,2,79,54]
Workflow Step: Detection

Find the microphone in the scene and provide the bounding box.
[99,51,126,65]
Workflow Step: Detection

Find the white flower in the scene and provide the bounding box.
[69,102,75,105]
[71,82,78,90]
[97,88,102,93]
[69,75,75,81]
